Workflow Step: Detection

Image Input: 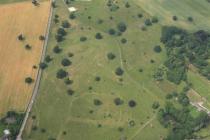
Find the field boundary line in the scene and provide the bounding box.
[16,1,54,140]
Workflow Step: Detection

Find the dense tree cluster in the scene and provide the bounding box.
[158,102,210,140]
[161,26,210,84]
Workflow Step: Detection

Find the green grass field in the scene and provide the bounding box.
[135,0,210,31]
[22,0,210,140]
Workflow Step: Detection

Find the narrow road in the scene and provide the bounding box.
[16,1,54,140]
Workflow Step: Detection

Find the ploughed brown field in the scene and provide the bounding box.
[0,0,50,116]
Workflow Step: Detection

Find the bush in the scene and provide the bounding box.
[67,89,74,95]
[115,67,124,76]
[68,52,74,57]
[64,78,73,85]
[172,15,178,21]
[45,55,52,63]
[25,77,33,84]
[39,35,45,41]
[25,44,31,50]
[188,16,193,22]
[108,28,116,35]
[57,28,66,36]
[95,33,103,39]
[114,98,124,106]
[151,16,158,23]
[95,76,101,81]
[107,52,116,60]
[55,34,63,42]
[152,101,160,109]
[39,62,48,70]
[153,45,162,53]
[128,100,136,108]
[93,99,102,106]
[80,36,87,42]
[144,19,152,26]
[62,20,70,28]
[121,38,127,44]
[61,58,71,66]
[53,46,62,53]
[125,2,130,8]
[117,22,127,32]
[138,13,143,18]
[56,69,68,79]
[18,34,24,41]
[69,13,76,19]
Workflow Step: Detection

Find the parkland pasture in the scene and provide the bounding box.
[0,1,51,116]
[23,0,210,140]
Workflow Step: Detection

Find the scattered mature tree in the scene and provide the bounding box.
[62,20,70,28]
[25,77,33,84]
[117,22,127,32]
[153,45,162,53]
[56,69,68,79]
[144,19,152,26]
[80,36,87,42]
[151,16,158,23]
[114,98,124,106]
[115,67,124,76]
[39,62,48,70]
[128,100,136,108]
[53,46,62,53]
[93,99,103,106]
[18,34,24,41]
[45,55,52,63]
[61,58,71,66]
[95,33,103,39]
[107,52,116,60]
[39,35,45,41]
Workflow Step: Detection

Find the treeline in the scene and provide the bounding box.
[0,111,24,140]
[161,26,210,84]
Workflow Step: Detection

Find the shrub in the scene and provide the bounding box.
[62,20,70,28]
[93,99,102,106]
[97,19,103,24]
[68,52,74,57]
[139,69,143,72]
[39,35,45,41]
[172,15,178,21]
[115,67,124,76]
[57,28,66,36]
[128,100,136,108]
[25,44,31,50]
[144,19,152,26]
[39,62,48,70]
[153,45,162,53]
[80,36,87,42]
[25,77,33,84]
[45,55,52,63]
[95,33,103,39]
[69,13,76,19]
[125,2,130,8]
[108,28,116,35]
[117,22,127,32]
[64,78,73,85]
[56,69,68,79]
[67,89,74,95]
[138,13,143,18]
[152,101,160,109]
[18,34,24,41]
[95,76,101,81]
[107,52,116,60]
[41,128,46,133]
[141,26,147,31]
[166,94,173,99]
[53,46,62,53]
[55,34,63,42]
[151,16,158,23]
[114,98,124,106]
[188,16,193,22]
[121,38,127,44]
[150,59,155,63]
[61,58,71,66]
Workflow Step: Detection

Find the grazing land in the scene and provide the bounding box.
[22,0,210,140]
[0,1,51,116]
[136,0,210,31]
